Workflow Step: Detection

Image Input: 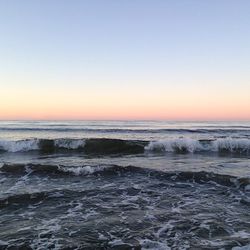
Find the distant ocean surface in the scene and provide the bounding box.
[0,121,250,249]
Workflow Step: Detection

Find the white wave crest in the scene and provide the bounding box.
[54,139,85,149]
[0,139,39,152]
[58,165,110,175]
[1,137,249,154]
[145,138,203,153]
[145,137,250,154]
[212,138,250,153]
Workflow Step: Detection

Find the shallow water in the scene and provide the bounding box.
[0,121,250,249]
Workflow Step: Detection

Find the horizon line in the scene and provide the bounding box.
[0,119,250,122]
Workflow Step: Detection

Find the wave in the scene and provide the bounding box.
[0,137,250,155]
[0,139,85,153]
[0,163,118,176]
[0,163,145,177]
[1,164,250,208]
[0,138,144,154]
[145,138,250,154]
[0,138,146,154]
[1,163,249,189]
[0,139,39,152]
[145,138,203,153]
[54,138,85,150]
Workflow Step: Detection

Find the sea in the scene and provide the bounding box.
[0,120,250,250]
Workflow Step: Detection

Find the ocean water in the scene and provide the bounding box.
[0,120,250,249]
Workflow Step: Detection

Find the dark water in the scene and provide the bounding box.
[0,121,250,249]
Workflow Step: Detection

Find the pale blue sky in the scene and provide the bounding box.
[0,0,250,119]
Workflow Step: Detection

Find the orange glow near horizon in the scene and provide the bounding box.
[0,98,249,121]
[0,97,248,119]
[1,75,250,121]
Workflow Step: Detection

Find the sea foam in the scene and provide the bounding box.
[145,138,250,154]
[54,139,85,149]
[0,139,39,152]
[145,138,204,153]
[0,137,249,154]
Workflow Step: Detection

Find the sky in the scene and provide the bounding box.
[0,0,249,120]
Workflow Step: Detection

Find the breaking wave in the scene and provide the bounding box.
[0,163,117,176]
[145,138,250,154]
[0,137,250,155]
[0,138,145,154]
[0,139,39,152]
[1,163,250,210]
[1,163,250,190]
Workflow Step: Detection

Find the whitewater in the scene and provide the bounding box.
[0,120,250,249]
